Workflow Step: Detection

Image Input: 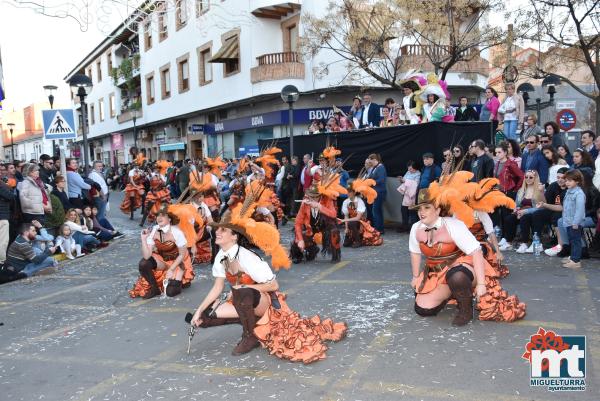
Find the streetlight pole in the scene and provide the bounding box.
[280,85,300,160]
[7,123,15,161]
[43,85,58,157]
[69,73,93,176]
[133,110,138,151]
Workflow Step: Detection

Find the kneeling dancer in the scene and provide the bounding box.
[190,187,347,362]
[129,207,194,299]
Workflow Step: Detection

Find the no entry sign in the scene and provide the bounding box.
[556,109,577,131]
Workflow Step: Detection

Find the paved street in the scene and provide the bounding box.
[0,191,599,401]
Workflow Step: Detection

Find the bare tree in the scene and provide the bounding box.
[301,0,406,89]
[517,0,600,130]
[402,0,506,80]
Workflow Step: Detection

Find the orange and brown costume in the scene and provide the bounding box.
[343,199,383,247]
[291,196,340,263]
[120,173,145,214]
[129,230,194,298]
[144,176,171,223]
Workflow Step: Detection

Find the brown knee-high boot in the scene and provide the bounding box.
[231,287,261,356]
[446,269,474,326]
[198,309,240,328]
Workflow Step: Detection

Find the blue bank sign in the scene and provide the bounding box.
[204,106,352,135]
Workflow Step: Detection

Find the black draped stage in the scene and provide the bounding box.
[258,121,493,177]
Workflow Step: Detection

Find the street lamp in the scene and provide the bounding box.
[7,123,15,161]
[68,73,93,175]
[43,84,59,157]
[280,85,300,160]
[517,74,561,123]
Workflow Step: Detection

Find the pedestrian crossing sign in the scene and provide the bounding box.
[42,109,77,139]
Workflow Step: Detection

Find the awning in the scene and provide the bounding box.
[160,142,186,151]
[209,36,239,63]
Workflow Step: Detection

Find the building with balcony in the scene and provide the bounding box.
[64,1,493,163]
[0,102,54,162]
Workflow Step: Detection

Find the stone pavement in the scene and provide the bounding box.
[0,191,599,401]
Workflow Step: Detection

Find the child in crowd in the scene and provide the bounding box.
[55,224,83,259]
[91,206,124,240]
[82,206,113,242]
[561,170,586,269]
[396,160,421,232]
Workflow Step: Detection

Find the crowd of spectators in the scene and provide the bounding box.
[0,155,124,283]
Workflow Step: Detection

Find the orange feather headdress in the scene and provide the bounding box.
[189,170,214,193]
[210,182,290,270]
[306,146,347,200]
[255,147,282,180]
[167,203,204,247]
[134,153,146,167]
[351,178,377,204]
[204,156,227,178]
[427,170,516,228]
[156,160,172,176]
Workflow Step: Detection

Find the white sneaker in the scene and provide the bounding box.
[516,243,529,253]
[524,244,534,253]
[499,243,513,251]
[544,244,562,256]
[498,238,507,247]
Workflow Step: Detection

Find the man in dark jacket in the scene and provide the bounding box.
[0,178,15,268]
[521,135,550,183]
[454,97,479,121]
[39,154,56,187]
[177,160,191,194]
[359,93,380,128]
[279,156,292,219]
[288,156,301,217]
[469,140,494,181]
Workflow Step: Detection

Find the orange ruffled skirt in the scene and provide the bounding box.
[359,219,383,246]
[415,255,526,322]
[128,253,194,298]
[120,184,144,213]
[145,189,171,223]
[254,292,347,364]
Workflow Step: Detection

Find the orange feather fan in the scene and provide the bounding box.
[237,158,249,176]
[245,179,273,207]
[256,147,281,179]
[351,178,377,204]
[156,160,172,176]
[322,146,341,161]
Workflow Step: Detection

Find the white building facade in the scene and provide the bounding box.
[65,0,491,166]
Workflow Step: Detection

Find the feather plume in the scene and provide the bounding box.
[205,156,226,178]
[134,153,146,166]
[189,171,214,192]
[351,178,377,204]
[156,160,172,176]
[167,204,204,247]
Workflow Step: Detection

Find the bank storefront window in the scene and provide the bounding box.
[234,128,273,157]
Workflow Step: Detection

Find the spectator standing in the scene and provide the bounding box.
[14,161,25,182]
[336,158,350,218]
[454,97,479,121]
[6,223,57,276]
[39,154,56,187]
[579,130,598,160]
[66,158,91,209]
[367,154,387,234]
[0,177,15,267]
[51,175,75,212]
[543,121,565,148]
[521,135,550,184]
[379,107,394,127]
[521,114,543,142]
[479,86,500,132]
[360,93,380,128]
[327,117,341,132]
[300,154,314,192]
[422,94,438,123]
[19,164,51,225]
[498,83,525,141]
[88,161,109,221]
[594,136,600,189]
[288,156,301,216]
[384,98,397,121]
[396,160,420,232]
[469,140,494,181]
[560,170,587,269]
[177,159,191,195]
[350,96,363,126]
[279,156,292,218]
[419,153,441,189]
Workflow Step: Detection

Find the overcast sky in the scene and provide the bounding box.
[0,0,524,113]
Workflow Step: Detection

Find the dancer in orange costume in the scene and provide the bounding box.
[129,206,194,299]
[291,147,347,264]
[189,190,214,264]
[340,179,383,247]
[120,164,146,218]
[144,173,171,224]
[188,183,347,362]
[409,172,526,325]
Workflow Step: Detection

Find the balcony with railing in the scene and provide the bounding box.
[251,51,305,83]
[399,45,489,76]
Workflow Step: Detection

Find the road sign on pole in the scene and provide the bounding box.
[42,109,77,139]
[556,109,577,131]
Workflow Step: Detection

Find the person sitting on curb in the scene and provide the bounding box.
[6,222,58,277]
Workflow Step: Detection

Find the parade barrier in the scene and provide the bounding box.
[259,121,493,176]
[260,121,493,223]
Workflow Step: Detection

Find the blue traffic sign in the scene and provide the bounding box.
[42,109,77,139]
[556,109,577,131]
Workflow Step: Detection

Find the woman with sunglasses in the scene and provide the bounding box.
[499,170,546,252]
[542,145,569,184]
[451,145,470,171]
